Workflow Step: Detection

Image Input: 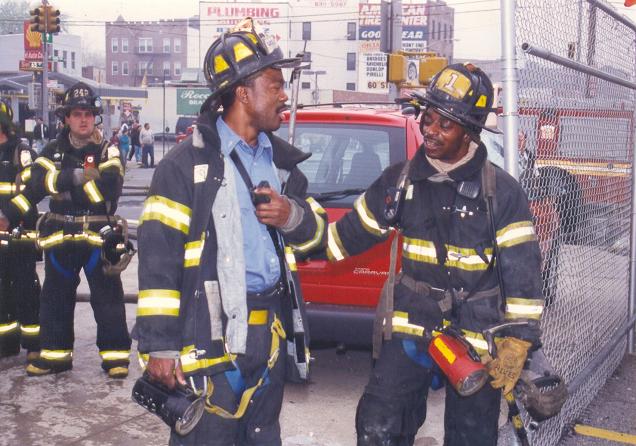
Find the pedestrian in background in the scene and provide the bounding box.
[33,117,48,153]
[118,128,130,168]
[139,122,154,168]
[129,121,142,164]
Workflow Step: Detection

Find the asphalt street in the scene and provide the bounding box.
[1,143,634,445]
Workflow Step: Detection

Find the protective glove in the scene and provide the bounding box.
[487,337,532,395]
[71,168,87,186]
[84,167,101,181]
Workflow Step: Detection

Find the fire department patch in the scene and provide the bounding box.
[194,164,208,183]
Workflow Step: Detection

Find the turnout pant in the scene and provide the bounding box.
[170,283,287,446]
[0,242,41,357]
[356,336,500,446]
[33,242,131,371]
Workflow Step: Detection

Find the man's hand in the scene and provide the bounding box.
[84,167,101,181]
[72,168,88,186]
[487,337,532,395]
[254,187,291,228]
[146,357,186,390]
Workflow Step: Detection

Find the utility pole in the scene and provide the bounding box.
[380,0,403,101]
[41,0,49,126]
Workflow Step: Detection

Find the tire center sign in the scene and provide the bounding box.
[358,4,427,93]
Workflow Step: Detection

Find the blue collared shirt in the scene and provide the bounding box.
[216,116,282,293]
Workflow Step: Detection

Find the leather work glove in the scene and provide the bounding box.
[84,167,101,181]
[487,337,532,395]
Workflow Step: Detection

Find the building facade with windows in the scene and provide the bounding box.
[105,16,194,87]
[0,33,83,77]
[198,0,454,101]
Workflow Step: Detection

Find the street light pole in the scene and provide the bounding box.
[41,0,49,128]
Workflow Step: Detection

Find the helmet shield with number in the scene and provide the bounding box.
[410,63,499,135]
[55,82,103,119]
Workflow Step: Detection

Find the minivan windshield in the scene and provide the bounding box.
[276,123,406,206]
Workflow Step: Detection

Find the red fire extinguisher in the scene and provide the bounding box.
[427,328,488,397]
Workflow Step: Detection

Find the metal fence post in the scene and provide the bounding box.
[630,30,636,355]
[500,0,519,179]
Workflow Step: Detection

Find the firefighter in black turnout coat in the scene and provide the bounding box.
[0,82,131,378]
[0,99,41,362]
[134,18,327,445]
[326,64,545,445]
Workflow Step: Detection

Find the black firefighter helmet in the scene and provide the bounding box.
[200,17,301,112]
[55,82,103,119]
[410,63,501,135]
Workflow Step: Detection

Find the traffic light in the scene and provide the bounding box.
[46,6,61,34]
[387,54,407,83]
[419,57,448,85]
[29,7,45,33]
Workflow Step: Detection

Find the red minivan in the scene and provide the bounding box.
[276,105,560,347]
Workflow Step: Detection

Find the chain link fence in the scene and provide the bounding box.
[509,0,636,444]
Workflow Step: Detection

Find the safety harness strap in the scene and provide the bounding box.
[203,316,286,419]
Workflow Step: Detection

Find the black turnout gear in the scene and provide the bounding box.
[0,137,40,357]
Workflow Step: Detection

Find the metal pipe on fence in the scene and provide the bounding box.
[521,43,636,91]
[567,313,636,394]
[630,131,636,353]
[77,292,138,304]
[500,0,520,180]
[586,0,636,33]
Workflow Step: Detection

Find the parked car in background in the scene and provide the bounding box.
[275,103,563,348]
[175,125,195,144]
[175,116,197,136]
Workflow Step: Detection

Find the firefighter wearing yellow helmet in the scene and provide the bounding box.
[326,63,545,445]
[134,17,327,445]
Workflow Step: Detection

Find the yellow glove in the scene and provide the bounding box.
[487,337,532,395]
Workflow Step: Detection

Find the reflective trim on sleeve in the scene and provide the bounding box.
[354,193,388,237]
[326,222,348,261]
[45,170,59,194]
[184,238,204,268]
[496,221,537,248]
[40,349,73,361]
[10,194,31,214]
[284,246,297,272]
[139,195,192,235]
[99,350,131,361]
[137,289,181,317]
[83,180,104,203]
[35,157,56,172]
[289,197,326,253]
[0,321,19,334]
[99,158,124,176]
[505,297,544,320]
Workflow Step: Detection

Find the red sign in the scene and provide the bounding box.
[24,49,44,61]
[23,21,42,51]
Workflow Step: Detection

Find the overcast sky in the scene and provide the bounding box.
[49,0,636,61]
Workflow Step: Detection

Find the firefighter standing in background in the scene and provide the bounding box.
[134,18,326,445]
[0,82,131,378]
[326,64,544,445]
[0,98,41,363]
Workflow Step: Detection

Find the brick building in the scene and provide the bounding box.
[105,16,191,87]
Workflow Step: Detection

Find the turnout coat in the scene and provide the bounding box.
[135,111,327,380]
[327,143,544,352]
